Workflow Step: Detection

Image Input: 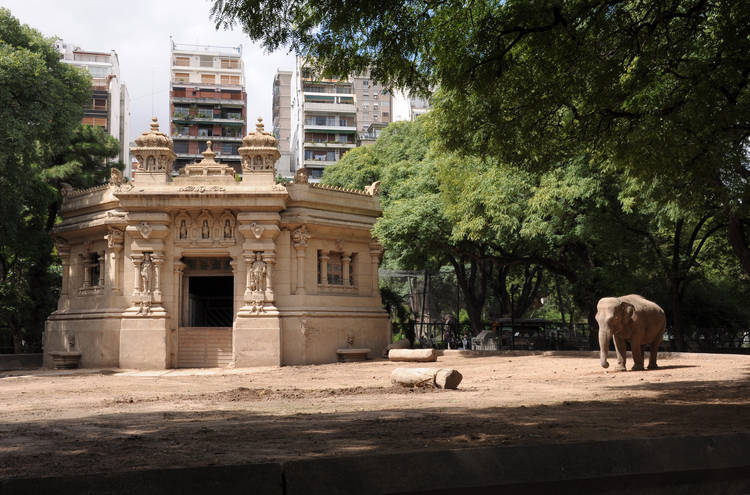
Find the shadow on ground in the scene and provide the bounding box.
[2,373,749,480]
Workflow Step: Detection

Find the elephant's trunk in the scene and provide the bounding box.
[599,327,610,368]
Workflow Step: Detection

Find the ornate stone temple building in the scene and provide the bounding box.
[44,117,388,369]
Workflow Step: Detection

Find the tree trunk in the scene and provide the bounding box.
[727,210,750,278]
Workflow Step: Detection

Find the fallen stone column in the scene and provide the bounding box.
[388,348,437,362]
[391,367,463,389]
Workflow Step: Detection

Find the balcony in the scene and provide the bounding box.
[304,159,338,167]
[171,96,245,106]
[303,141,356,149]
[172,115,245,125]
[175,153,242,161]
[172,135,243,142]
[303,102,356,114]
[303,124,356,133]
[171,81,244,90]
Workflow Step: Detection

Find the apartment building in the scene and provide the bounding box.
[393,91,431,122]
[281,58,394,181]
[272,70,293,177]
[169,40,247,173]
[56,40,131,173]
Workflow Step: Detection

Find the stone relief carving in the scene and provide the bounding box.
[106,228,124,249]
[249,253,267,293]
[250,222,264,239]
[365,180,382,196]
[109,168,124,187]
[174,210,235,246]
[293,168,309,184]
[178,185,226,193]
[292,226,311,247]
[137,222,153,239]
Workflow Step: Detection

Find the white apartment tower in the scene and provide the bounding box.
[56,40,131,174]
[169,39,247,173]
[278,57,394,181]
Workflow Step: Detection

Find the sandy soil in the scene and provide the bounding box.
[1,351,749,480]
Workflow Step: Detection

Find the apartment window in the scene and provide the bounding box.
[200,55,213,67]
[336,85,352,94]
[175,125,190,136]
[304,84,326,93]
[201,74,216,84]
[221,74,240,85]
[222,143,235,154]
[223,127,241,137]
[305,94,335,103]
[362,80,369,88]
[175,56,190,67]
[93,98,107,110]
[338,96,354,104]
[339,117,353,127]
[174,72,189,83]
[174,141,189,154]
[198,125,211,137]
[198,107,213,118]
[309,168,324,180]
[220,58,239,69]
[382,112,389,118]
[174,105,190,118]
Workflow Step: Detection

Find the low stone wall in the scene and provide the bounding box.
[0,353,42,371]
[3,433,749,494]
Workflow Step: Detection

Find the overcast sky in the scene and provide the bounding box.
[3,0,295,142]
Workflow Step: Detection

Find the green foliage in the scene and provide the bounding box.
[0,9,104,352]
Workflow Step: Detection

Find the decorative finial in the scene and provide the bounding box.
[256,117,264,132]
[150,116,159,131]
[202,140,216,160]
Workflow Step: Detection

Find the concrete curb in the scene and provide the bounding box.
[3,433,749,494]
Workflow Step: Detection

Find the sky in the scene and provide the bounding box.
[3,0,296,142]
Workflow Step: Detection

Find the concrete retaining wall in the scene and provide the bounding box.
[2,434,749,494]
[0,353,42,371]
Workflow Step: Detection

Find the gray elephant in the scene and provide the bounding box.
[596,294,666,371]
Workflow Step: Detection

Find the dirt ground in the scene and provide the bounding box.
[1,351,749,480]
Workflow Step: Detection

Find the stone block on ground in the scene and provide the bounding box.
[388,348,437,362]
[381,339,411,358]
[391,367,462,389]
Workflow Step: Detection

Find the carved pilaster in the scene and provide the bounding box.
[319,251,329,287]
[292,226,311,295]
[97,252,105,287]
[342,254,352,287]
[55,239,71,298]
[262,251,275,302]
[369,241,383,295]
[151,252,164,303]
[106,228,124,295]
[130,253,144,299]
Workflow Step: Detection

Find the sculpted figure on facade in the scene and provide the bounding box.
[138,253,154,314]
[179,220,188,240]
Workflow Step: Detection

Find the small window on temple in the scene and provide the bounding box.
[89,253,100,287]
[327,253,343,285]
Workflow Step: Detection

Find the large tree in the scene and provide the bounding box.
[212,0,750,278]
[0,9,100,352]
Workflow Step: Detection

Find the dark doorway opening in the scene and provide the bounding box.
[188,276,233,327]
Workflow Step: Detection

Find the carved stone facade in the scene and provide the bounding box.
[44,117,388,369]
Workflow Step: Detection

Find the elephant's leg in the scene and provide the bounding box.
[630,335,645,371]
[648,336,662,369]
[613,335,627,371]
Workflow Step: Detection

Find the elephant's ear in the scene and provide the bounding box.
[622,302,635,321]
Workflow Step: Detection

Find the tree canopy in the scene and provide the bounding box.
[0,9,117,352]
[213,0,750,280]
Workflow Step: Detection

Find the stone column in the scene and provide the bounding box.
[369,242,383,295]
[152,252,164,303]
[106,228,124,295]
[262,251,275,302]
[174,261,185,325]
[56,240,70,298]
[81,253,91,288]
[291,226,311,295]
[97,252,105,287]
[319,251,329,287]
[229,258,239,316]
[342,253,352,287]
[131,253,144,298]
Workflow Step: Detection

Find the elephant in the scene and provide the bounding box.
[596,294,666,371]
